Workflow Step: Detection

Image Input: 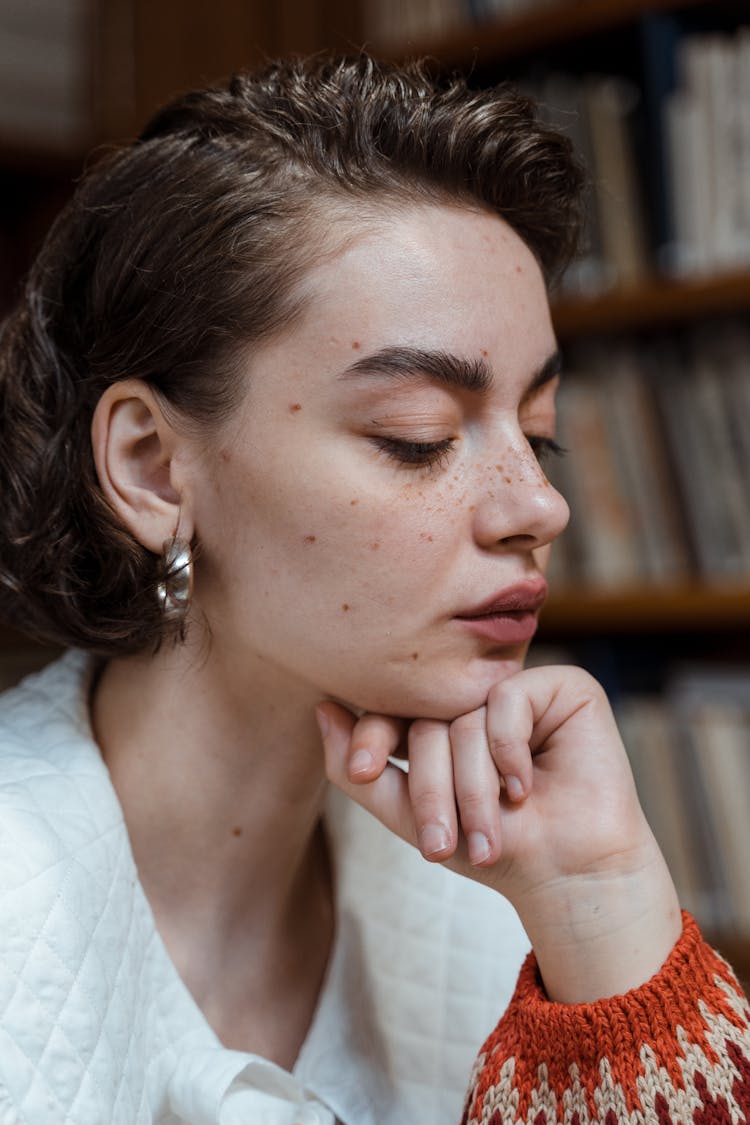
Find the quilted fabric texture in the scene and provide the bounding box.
[0,651,531,1124]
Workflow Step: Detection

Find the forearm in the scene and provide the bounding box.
[464,912,750,1125]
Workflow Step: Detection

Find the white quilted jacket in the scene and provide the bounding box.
[0,652,530,1124]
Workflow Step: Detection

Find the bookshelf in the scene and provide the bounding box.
[540,581,750,634]
[551,269,750,338]
[378,0,712,65]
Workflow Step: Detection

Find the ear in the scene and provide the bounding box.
[91,380,194,554]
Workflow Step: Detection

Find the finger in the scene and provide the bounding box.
[316,702,418,847]
[484,678,536,802]
[449,708,503,866]
[347,713,406,783]
[407,720,458,862]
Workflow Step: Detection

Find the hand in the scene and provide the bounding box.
[316,664,682,1002]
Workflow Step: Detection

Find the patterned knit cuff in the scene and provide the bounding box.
[464,910,750,1125]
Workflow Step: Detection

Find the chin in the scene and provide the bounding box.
[339,649,529,723]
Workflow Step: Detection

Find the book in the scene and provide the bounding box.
[590,344,691,584]
[533,72,611,296]
[690,703,750,934]
[582,76,650,289]
[554,369,643,588]
[0,0,91,149]
[663,28,750,275]
[649,342,742,582]
[616,695,706,922]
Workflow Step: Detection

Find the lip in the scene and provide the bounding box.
[454,578,548,645]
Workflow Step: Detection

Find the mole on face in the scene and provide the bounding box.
[289,402,302,413]
[350,498,359,506]
[369,541,380,551]
[303,534,317,544]
[418,531,434,542]
[351,341,361,350]
[232,826,242,837]
[341,603,351,612]
[481,349,488,358]
[411,652,419,661]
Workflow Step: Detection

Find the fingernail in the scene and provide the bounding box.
[349,749,373,777]
[315,706,329,739]
[419,823,450,857]
[505,775,524,801]
[468,831,491,864]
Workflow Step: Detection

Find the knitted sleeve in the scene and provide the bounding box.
[462,911,750,1125]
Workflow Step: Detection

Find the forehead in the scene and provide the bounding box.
[227,202,558,425]
[293,203,554,358]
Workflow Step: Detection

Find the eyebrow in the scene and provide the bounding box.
[339,345,562,401]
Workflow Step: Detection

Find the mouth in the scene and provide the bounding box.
[454,578,548,645]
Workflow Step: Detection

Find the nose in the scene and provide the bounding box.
[471,438,570,551]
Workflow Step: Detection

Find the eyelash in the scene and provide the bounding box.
[528,437,569,466]
[373,436,568,470]
[373,437,454,471]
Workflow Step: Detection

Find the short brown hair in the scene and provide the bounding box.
[0,53,584,656]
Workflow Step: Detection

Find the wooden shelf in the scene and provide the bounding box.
[539,580,750,633]
[0,139,89,179]
[551,270,750,339]
[388,0,709,68]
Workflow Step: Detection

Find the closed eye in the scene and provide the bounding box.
[371,436,455,470]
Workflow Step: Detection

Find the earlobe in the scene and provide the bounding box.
[91,380,192,554]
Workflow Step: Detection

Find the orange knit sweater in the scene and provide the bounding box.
[463,912,750,1125]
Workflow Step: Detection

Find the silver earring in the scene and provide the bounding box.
[156,535,194,624]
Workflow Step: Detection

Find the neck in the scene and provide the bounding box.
[90,637,332,961]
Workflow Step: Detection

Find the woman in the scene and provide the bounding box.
[0,54,747,1125]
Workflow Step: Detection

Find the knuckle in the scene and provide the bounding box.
[409,718,447,746]
[410,784,448,813]
[486,678,518,708]
[456,790,493,822]
[487,734,518,762]
[449,710,486,738]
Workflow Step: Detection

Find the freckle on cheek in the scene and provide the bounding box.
[232,826,242,837]
[504,477,512,484]
[418,531,434,542]
[220,450,231,463]
[303,535,317,544]
[350,498,359,506]
[369,541,380,550]
[496,464,504,472]
[351,341,361,350]
[481,349,488,358]
[289,402,302,413]
[468,504,476,512]
[411,652,419,661]
[341,603,350,612]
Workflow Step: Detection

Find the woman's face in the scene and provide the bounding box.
[188,203,569,720]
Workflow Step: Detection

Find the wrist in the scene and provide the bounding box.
[515,844,682,1003]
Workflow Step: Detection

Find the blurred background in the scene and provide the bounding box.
[1,0,748,977]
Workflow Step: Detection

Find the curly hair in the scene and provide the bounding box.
[0,53,585,656]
